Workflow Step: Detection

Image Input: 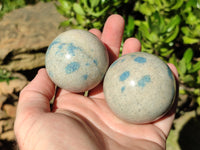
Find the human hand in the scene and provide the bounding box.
[14,14,179,150]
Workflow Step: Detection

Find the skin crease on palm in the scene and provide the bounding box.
[14,14,179,150]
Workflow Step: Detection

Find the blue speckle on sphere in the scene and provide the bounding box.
[138,75,151,87]
[67,43,81,56]
[65,62,80,74]
[48,39,60,50]
[119,71,130,81]
[131,54,136,57]
[47,39,61,55]
[167,65,173,80]
[134,57,146,63]
[110,58,125,68]
[121,58,125,62]
[121,86,126,93]
[55,42,82,56]
[82,74,88,80]
[85,62,90,66]
[110,59,119,68]
[58,43,66,49]
[93,59,98,66]
[48,71,53,78]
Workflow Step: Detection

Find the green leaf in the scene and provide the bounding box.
[183,48,193,64]
[139,23,151,40]
[179,88,187,95]
[143,41,152,49]
[183,36,199,44]
[59,20,72,27]
[76,14,86,26]
[181,74,194,83]
[186,12,198,25]
[169,54,178,68]
[73,3,85,15]
[139,3,155,16]
[172,0,184,10]
[148,32,159,43]
[181,26,190,36]
[89,0,100,8]
[166,15,181,32]
[189,61,200,73]
[197,97,200,107]
[165,26,179,43]
[179,59,187,75]
[87,6,109,17]
[198,0,200,8]
[93,21,102,29]
[125,16,135,37]
[160,48,174,57]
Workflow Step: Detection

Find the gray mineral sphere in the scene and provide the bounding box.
[103,52,176,124]
[45,29,109,93]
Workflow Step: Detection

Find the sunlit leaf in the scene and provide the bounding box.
[183,48,193,64]
[139,3,155,16]
[172,0,184,9]
[160,48,174,57]
[73,3,85,15]
[89,0,100,8]
[181,26,190,36]
[197,97,200,107]
[183,36,199,44]
[165,26,179,43]
[189,61,200,73]
[169,54,178,68]
[181,74,194,83]
[179,59,187,75]
[125,15,135,37]
[88,6,109,17]
[166,15,181,32]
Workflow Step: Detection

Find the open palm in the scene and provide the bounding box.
[14,15,178,150]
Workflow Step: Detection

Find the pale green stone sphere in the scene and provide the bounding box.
[45,29,109,93]
[103,52,176,124]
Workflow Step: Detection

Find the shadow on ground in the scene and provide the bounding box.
[178,116,200,150]
[0,140,17,150]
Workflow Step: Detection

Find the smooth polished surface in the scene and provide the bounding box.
[103,52,176,124]
[45,29,109,92]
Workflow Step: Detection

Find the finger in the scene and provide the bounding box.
[88,15,124,98]
[122,38,141,55]
[89,28,102,39]
[16,68,55,118]
[101,14,125,63]
[154,63,179,136]
[88,83,104,99]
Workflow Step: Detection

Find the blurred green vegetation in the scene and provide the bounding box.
[0,0,52,18]
[0,0,200,111]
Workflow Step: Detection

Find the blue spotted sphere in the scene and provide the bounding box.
[45,29,109,93]
[103,52,176,124]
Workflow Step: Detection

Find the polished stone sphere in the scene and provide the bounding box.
[45,29,109,93]
[103,52,176,124]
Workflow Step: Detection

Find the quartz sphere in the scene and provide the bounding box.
[103,52,176,124]
[45,29,109,93]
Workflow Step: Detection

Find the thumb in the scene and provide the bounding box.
[16,68,55,118]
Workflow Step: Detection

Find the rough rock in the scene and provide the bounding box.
[0,110,8,120]
[0,2,67,71]
[3,104,16,118]
[0,95,7,108]
[0,73,28,95]
[0,130,15,141]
